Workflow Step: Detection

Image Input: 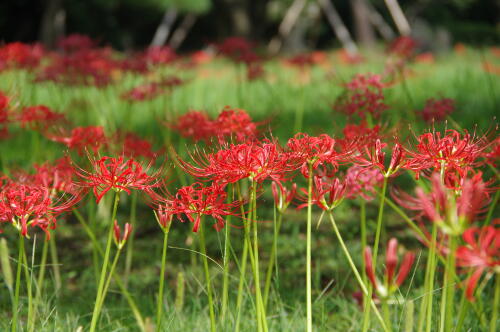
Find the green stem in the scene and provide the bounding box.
[22,245,33,332]
[306,164,313,332]
[12,233,24,332]
[361,199,371,332]
[483,188,498,227]
[199,219,216,332]
[455,280,469,332]
[73,207,145,331]
[382,300,392,332]
[30,238,49,332]
[156,227,170,332]
[124,191,137,288]
[327,212,389,332]
[425,224,438,332]
[221,187,233,324]
[372,176,388,269]
[490,273,500,332]
[235,181,250,332]
[89,192,120,332]
[263,211,283,309]
[49,234,61,292]
[97,247,123,310]
[439,235,457,332]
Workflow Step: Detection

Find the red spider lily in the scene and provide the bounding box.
[286,53,315,69]
[337,122,381,152]
[47,125,107,155]
[113,220,133,249]
[364,238,416,298]
[18,105,66,130]
[0,42,44,70]
[216,37,254,63]
[387,36,418,59]
[345,165,384,201]
[271,181,296,213]
[57,34,97,53]
[32,157,79,195]
[121,82,165,102]
[456,226,500,300]
[419,98,455,123]
[0,182,78,238]
[247,63,265,81]
[0,91,10,138]
[394,173,491,235]
[76,155,160,203]
[406,129,487,186]
[484,136,500,166]
[297,175,346,211]
[178,141,294,185]
[286,133,346,177]
[214,107,259,143]
[119,132,158,161]
[143,46,177,65]
[170,110,216,142]
[333,73,388,120]
[169,182,240,232]
[155,200,175,230]
[354,139,408,177]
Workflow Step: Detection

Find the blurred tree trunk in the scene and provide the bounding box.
[151,9,178,47]
[365,1,395,41]
[384,0,411,35]
[39,0,65,49]
[227,0,251,37]
[351,0,375,46]
[268,0,307,54]
[169,14,197,50]
[317,0,358,55]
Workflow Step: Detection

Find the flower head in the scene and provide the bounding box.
[297,175,346,211]
[113,220,132,249]
[364,238,415,298]
[419,98,455,123]
[354,139,408,177]
[76,155,160,203]
[47,125,107,155]
[345,165,384,201]
[18,105,66,130]
[456,225,500,300]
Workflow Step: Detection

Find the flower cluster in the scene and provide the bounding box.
[419,97,455,123]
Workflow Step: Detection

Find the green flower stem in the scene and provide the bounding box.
[89,192,120,332]
[30,237,49,332]
[327,211,389,332]
[220,186,233,324]
[372,176,388,269]
[73,207,145,331]
[382,299,392,332]
[263,211,283,309]
[425,224,438,332]
[199,219,216,332]
[306,164,313,332]
[439,234,457,332]
[124,191,137,288]
[156,224,171,332]
[11,233,24,332]
[97,246,124,310]
[454,278,469,332]
[490,273,500,332]
[49,234,61,292]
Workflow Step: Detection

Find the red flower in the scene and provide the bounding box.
[345,165,384,201]
[388,36,418,59]
[406,129,487,187]
[297,175,346,211]
[216,37,254,63]
[286,133,345,177]
[178,141,293,185]
[18,105,66,130]
[121,82,164,102]
[47,125,107,155]
[169,182,239,232]
[0,91,10,138]
[57,34,96,53]
[0,182,77,238]
[113,219,132,249]
[213,107,259,143]
[364,238,415,298]
[143,46,177,65]
[354,139,408,177]
[271,181,296,213]
[419,98,455,123]
[120,132,158,161]
[247,63,265,81]
[76,155,159,203]
[333,73,388,120]
[0,42,44,70]
[394,173,491,235]
[456,226,500,300]
[170,110,215,142]
[32,157,79,195]
[338,122,381,150]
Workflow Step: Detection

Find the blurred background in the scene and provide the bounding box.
[1,0,498,53]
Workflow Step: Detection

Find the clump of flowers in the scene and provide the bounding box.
[419,98,455,123]
[18,105,66,130]
[47,125,107,155]
[345,165,384,201]
[333,73,388,120]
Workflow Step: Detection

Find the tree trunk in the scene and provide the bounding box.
[268,0,307,54]
[351,0,375,47]
[39,0,65,50]
[384,0,411,35]
[365,1,395,41]
[169,14,197,50]
[150,9,178,47]
[317,0,359,55]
